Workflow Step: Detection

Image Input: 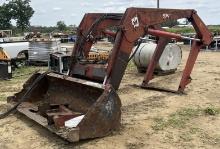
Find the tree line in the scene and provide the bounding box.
[28,23,77,35]
[0,0,77,35]
[0,0,34,32]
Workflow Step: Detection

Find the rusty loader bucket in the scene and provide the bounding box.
[8,72,121,142]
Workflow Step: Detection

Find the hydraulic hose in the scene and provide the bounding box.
[128,38,143,62]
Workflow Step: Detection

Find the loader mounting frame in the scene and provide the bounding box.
[8,8,212,143]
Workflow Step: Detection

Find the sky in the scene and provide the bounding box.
[0,0,220,26]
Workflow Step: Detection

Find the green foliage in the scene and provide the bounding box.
[204,107,220,116]
[7,0,34,31]
[208,25,220,34]
[161,20,179,28]
[152,117,167,131]
[152,108,202,130]
[0,3,13,29]
[57,21,67,31]
[0,0,34,32]
[166,25,220,34]
[166,27,195,34]
[27,25,77,34]
[167,108,202,128]
[28,26,58,34]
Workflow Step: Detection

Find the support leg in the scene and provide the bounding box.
[142,37,170,86]
[178,41,202,92]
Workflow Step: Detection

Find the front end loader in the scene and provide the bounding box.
[5,8,212,142]
[8,72,121,142]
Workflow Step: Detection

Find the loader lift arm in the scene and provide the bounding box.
[71,13,123,58]
[105,8,212,92]
[69,8,212,93]
[69,13,123,81]
[7,8,212,143]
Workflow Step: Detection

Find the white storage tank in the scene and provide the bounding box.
[133,42,182,73]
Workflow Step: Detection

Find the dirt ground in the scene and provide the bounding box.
[0,44,220,149]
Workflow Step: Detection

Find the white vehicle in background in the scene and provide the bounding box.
[0,30,29,60]
[0,41,29,59]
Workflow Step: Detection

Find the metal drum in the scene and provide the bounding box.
[133,42,182,73]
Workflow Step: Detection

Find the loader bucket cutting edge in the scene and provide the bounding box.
[8,72,121,142]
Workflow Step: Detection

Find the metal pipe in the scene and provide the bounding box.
[181,36,201,42]
[103,30,116,38]
[147,28,201,42]
[157,0,160,8]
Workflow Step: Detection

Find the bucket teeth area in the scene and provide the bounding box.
[9,73,121,142]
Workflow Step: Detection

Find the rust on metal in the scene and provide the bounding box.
[10,72,121,142]
[8,8,212,143]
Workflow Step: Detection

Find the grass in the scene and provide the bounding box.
[153,107,220,145]
[0,66,47,88]
[204,107,220,116]
[0,66,47,102]
[12,66,47,79]
[0,95,7,101]
[152,106,220,131]
[126,61,136,71]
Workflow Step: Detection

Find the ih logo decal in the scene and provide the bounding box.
[163,13,170,19]
[131,16,139,28]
